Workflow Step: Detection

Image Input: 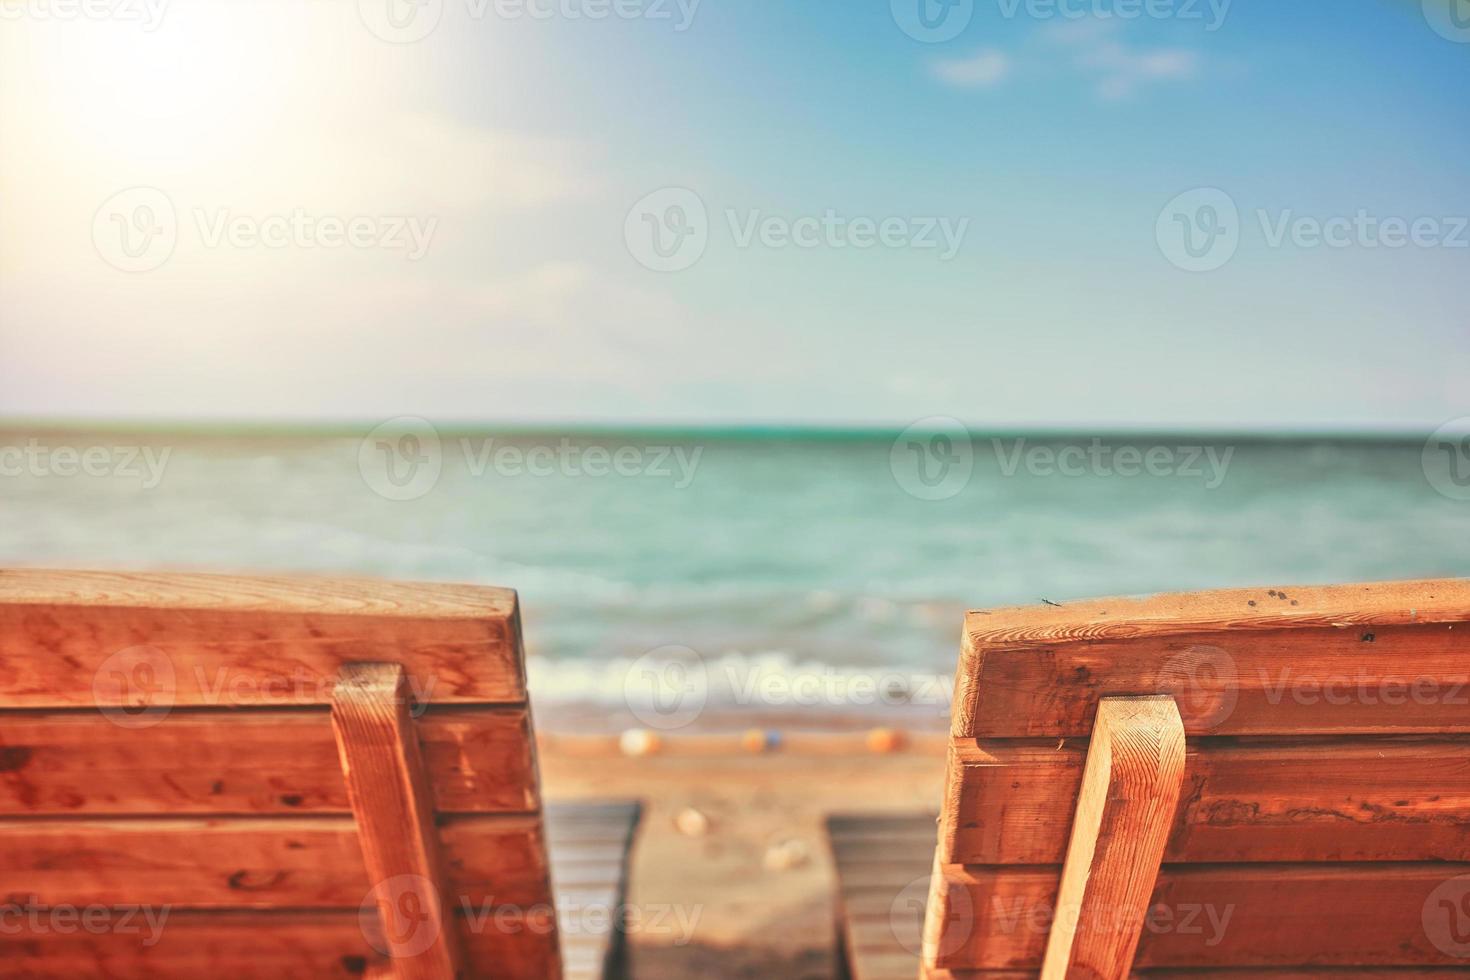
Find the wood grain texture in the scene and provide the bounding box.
[963,578,1470,648]
[0,706,537,815]
[960,624,1470,738]
[331,663,467,979]
[0,909,561,980]
[924,971,1470,979]
[0,814,552,908]
[954,579,1470,738]
[0,569,525,707]
[826,811,1470,980]
[0,571,569,979]
[941,734,1470,864]
[929,861,1470,970]
[1039,697,1185,980]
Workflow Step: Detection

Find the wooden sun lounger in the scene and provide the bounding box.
[0,569,641,980]
[829,578,1470,979]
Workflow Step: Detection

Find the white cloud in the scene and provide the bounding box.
[929,49,1012,89]
[1046,17,1200,99]
[932,18,1202,101]
[1077,40,1199,99]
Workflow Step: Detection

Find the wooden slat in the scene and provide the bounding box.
[0,909,561,980]
[1038,697,1184,979]
[0,569,525,707]
[0,815,552,908]
[331,664,465,979]
[912,970,1470,979]
[1136,971,1470,979]
[0,910,385,979]
[545,801,642,980]
[828,813,937,980]
[942,734,1470,864]
[0,706,537,815]
[931,862,1470,970]
[955,579,1470,738]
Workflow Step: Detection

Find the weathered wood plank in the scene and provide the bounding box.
[0,815,552,908]
[954,579,1470,738]
[960,624,1470,738]
[545,801,642,980]
[931,862,1470,970]
[0,909,561,980]
[962,579,1470,649]
[0,569,525,707]
[0,706,537,815]
[331,663,464,979]
[828,813,938,980]
[942,734,1470,864]
[1039,697,1185,979]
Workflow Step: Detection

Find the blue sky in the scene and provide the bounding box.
[1,0,1467,430]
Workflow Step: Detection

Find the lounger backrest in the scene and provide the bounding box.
[0,569,560,980]
[923,578,1470,978]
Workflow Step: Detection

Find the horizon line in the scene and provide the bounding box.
[0,415,1446,443]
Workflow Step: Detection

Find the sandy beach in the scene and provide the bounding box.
[538,730,949,979]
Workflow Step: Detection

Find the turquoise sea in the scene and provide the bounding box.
[3,427,1468,729]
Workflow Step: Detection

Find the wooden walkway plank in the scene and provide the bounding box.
[826,812,937,980]
[545,800,643,980]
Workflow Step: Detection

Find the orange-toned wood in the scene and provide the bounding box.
[0,706,538,815]
[0,569,525,707]
[1038,697,1185,979]
[954,579,1470,738]
[940,735,1470,864]
[331,663,465,980]
[0,908,561,980]
[0,813,550,909]
[929,861,1470,970]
